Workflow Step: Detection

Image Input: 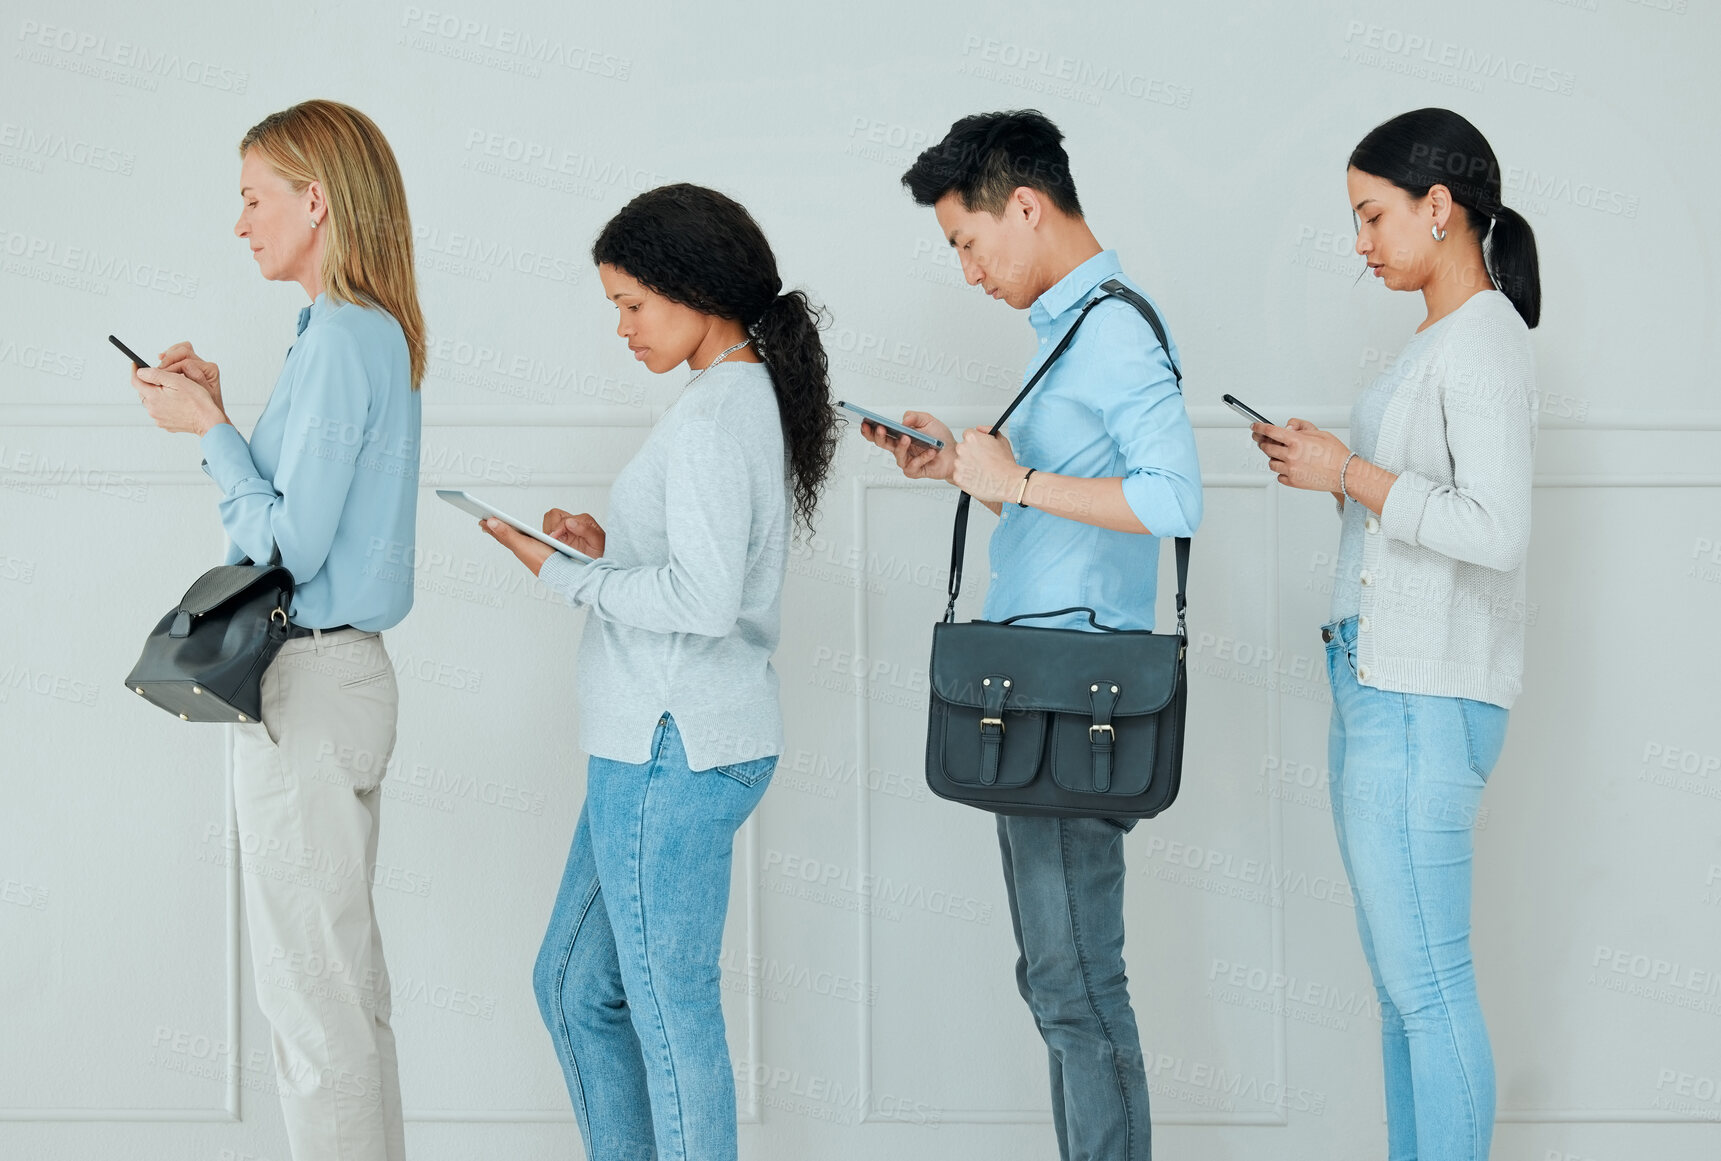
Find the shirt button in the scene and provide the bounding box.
[1358,570,1373,586]
[1357,664,1371,681]
[1358,615,1370,631]
[1365,517,1380,534]
[990,572,998,579]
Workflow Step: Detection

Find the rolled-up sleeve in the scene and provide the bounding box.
[200,326,370,578]
[1077,305,1203,537]
[538,419,753,637]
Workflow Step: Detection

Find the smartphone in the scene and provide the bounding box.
[838,400,945,451]
[109,334,150,369]
[1222,393,1277,426]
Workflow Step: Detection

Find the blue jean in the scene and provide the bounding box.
[997,813,1152,1161]
[1324,616,1509,1161]
[532,714,775,1161]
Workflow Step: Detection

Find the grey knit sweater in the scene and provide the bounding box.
[538,361,790,770]
[1347,289,1538,709]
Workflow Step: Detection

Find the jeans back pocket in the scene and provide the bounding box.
[714,755,777,788]
[1458,699,1510,779]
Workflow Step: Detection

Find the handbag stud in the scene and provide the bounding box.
[193,686,202,695]
[134,687,144,695]
[178,713,189,720]
[238,714,248,722]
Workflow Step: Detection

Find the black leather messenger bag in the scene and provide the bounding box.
[124,545,295,725]
[924,280,1191,819]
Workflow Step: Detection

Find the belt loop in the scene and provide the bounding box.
[653,713,674,762]
[311,626,325,656]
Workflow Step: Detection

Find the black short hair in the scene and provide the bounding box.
[901,109,1081,217]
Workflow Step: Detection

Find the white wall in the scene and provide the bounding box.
[3,2,1718,1158]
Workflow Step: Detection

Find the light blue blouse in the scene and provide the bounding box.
[198,294,421,631]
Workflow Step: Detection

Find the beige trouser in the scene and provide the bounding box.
[231,627,405,1161]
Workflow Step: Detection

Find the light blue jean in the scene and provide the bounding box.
[533,714,775,1161]
[1324,616,1509,1161]
[997,813,1152,1161]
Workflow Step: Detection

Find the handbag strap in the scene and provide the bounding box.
[976,539,1189,638]
[944,279,1190,639]
[238,542,284,569]
[994,605,1128,632]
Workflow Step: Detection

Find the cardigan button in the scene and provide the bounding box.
[1357,665,1371,681]
[1358,615,1370,631]
[1365,517,1379,533]
[1358,570,1373,586]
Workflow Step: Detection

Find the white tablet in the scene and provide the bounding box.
[437,489,594,562]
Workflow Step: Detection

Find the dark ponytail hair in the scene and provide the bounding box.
[1349,108,1541,328]
[592,183,839,531]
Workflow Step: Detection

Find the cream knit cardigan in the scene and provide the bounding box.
[1349,289,1538,709]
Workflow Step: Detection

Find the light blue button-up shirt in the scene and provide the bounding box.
[981,250,1202,632]
[198,293,421,632]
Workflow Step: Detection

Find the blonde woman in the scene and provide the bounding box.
[130,100,424,1161]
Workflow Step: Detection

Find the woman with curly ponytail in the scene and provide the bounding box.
[478,183,837,1161]
[751,285,839,529]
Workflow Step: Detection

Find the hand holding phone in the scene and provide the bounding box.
[157,341,223,409]
[117,333,230,435]
[839,401,946,451]
[117,335,228,416]
[849,403,956,482]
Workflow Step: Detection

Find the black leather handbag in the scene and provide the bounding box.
[924,280,1192,819]
[124,546,295,725]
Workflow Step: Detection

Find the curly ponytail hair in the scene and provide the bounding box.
[592,184,839,531]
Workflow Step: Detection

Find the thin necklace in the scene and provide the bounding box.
[673,338,751,405]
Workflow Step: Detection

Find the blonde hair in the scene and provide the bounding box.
[240,100,426,388]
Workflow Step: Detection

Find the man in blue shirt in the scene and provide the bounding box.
[862,110,1201,1161]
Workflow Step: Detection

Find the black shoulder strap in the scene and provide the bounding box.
[238,542,284,569]
[1096,279,1181,389]
[944,280,1190,637]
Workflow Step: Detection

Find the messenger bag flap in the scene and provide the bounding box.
[930,619,1181,717]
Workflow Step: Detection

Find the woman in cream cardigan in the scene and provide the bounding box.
[1253,107,1541,1161]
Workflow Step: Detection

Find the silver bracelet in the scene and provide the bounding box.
[1339,452,1359,502]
